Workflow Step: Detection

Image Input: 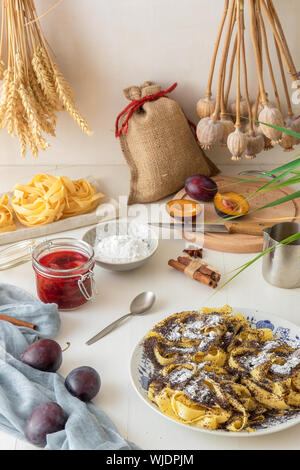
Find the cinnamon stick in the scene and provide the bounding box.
[168,259,220,289]
[0,314,36,330]
[178,257,221,282]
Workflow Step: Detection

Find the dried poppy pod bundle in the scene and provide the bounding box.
[258,105,284,145]
[197,118,224,150]
[227,127,247,161]
[244,133,264,160]
[196,97,216,119]
[196,0,299,161]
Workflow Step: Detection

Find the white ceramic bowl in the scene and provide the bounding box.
[130,307,300,437]
[83,219,159,271]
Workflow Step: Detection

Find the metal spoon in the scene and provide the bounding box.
[86,291,156,345]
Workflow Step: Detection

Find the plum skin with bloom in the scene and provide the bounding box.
[65,366,101,402]
[185,175,218,202]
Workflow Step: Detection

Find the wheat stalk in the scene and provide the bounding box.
[32,48,62,111]
[15,108,28,157]
[0,60,4,80]
[0,0,92,158]
[29,69,57,134]
[5,81,18,135]
[53,63,93,136]
[0,68,13,127]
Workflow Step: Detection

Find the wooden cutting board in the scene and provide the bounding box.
[173,175,300,253]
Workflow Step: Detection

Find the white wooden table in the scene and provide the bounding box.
[0,164,299,450]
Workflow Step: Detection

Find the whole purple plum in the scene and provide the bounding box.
[185,175,218,202]
[21,339,62,373]
[65,366,101,402]
[25,402,67,448]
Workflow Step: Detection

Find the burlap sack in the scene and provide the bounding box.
[116,81,219,204]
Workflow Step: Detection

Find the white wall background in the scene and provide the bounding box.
[0,0,299,170]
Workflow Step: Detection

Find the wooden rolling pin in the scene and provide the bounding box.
[0,314,36,330]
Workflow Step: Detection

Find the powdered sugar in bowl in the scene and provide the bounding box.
[82,219,159,271]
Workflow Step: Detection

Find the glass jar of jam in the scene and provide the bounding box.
[32,238,97,311]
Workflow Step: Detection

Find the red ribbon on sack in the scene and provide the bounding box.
[115,82,178,138]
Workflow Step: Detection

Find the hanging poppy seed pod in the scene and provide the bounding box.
[196,97,216,119]
[252,96,275,118]
[229,98,249,119]
[263,135,274,151]
[285,116,300,144]
[284,116,291,125]
[293,117,300,144]
[196,116,210,133]
[253,101,263,117]
[220,116,235,146]
[243,122,262,135]
[244,133,264,160]
[240,121,248,134]
[197,118,224,150]
[258,104,284,144]
[279,127,296,152]
[250,125,273,151]
[292,116,300,133]
[227,127,247,161]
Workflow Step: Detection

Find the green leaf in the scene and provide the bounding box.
[250,168,295,195]
[262,157,300,175]
[207,156,300,225]
[217,232,300,292]
[258,175,300,192]
[211,189,300,225]
[256,120,300,140]
[250,190,300,213]
[217,159,300,203]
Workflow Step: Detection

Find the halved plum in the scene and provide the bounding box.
[214,192,250,219]
[166,199,203,221]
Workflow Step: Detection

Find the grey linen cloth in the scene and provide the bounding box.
[0,283,138,450]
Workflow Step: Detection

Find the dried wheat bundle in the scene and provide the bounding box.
[0,0,92,158]
[196,0,299,160]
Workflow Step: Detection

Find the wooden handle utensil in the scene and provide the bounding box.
[224,221,273,236]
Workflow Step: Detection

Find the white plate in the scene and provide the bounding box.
[130,307,300,437]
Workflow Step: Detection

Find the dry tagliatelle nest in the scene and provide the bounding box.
[0,0,92,158]
[0,193,16,232]
[11,174,103,227]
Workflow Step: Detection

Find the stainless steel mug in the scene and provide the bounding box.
[262,222,300,289]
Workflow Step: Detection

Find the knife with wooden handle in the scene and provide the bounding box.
[223,221,273,236]
[150,221,273,236]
